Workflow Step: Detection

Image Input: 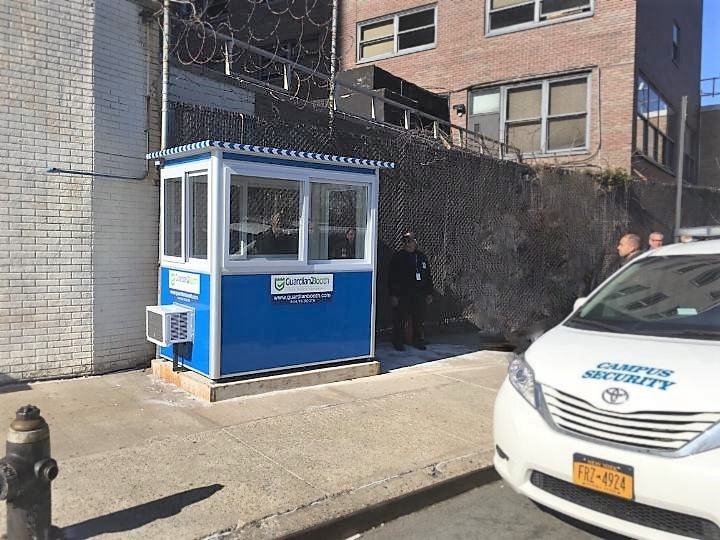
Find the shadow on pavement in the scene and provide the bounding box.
[61,484,224,539]
[0,375,31,394]
[376,329,513,373]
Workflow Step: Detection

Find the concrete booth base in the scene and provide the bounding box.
[151,359,381,402]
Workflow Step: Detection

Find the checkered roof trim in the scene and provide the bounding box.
[146,140,395,169]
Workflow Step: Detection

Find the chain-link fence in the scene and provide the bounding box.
[170,99,720,348]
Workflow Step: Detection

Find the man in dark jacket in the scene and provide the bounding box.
[389,232,434,351]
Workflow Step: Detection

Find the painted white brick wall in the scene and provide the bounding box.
[91,0,160,373]
[0,0,96,383]
[1,0,256,383]
[169,63,255,114]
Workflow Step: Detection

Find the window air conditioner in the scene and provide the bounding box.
[146,305,195,347]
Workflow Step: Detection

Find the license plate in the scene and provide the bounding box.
[573,453,634,500]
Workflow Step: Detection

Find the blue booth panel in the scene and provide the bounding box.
[159,267,211,376]
[220,272,373,376]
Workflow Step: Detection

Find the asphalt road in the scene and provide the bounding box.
[357,481,626,540]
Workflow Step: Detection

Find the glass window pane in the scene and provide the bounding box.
[507,85,541,120]
[635,115,646,153]
[470,90,500,115]
[398,27,434,50]
[665,139,674,169]
[507,121,542,153]
[398,9,434,31]
[547,116,586,150]
[229,180,244,257]
[470,113,500,140]
[489,3,534,29]
[309,183,368,261]
[189,175,208,260]
[360,39,394,59]
[636,77,649,117]
[492,0,529,8]
[541,0,590,16]
[230,175,301,259]
[360,20,393,42]
[549,79,587,115]
[163,177,182,258]
[648,126,657,161]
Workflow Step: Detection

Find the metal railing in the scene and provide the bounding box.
[701,76,720,98]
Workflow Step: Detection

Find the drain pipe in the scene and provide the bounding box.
[161,0,171,150]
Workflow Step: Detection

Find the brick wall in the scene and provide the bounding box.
[0,0,96,383]
[91,0,161,374]
[0,0,262,383]
[338,0,638,172]
[634,0,703,182]
[699,105,720,188]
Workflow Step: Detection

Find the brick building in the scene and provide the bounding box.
[338,0,703,181]
[1,0,254,383]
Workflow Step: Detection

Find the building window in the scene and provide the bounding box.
[309,183,368,261]
[358,6,436,61]
[672,22,680,62]
[635,75,675,170]
[487,0,592,33]
[469,74,589,155]
[469,89,501,141]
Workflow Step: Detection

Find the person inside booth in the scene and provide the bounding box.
[249,211,296,256]
[332,227,357,259]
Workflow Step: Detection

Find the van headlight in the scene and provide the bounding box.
[508,355,537,408]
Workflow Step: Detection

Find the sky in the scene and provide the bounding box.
[702,0,720,105]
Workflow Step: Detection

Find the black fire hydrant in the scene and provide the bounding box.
[0,405,59,540]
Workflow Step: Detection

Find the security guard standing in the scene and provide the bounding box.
[389,232,434,351]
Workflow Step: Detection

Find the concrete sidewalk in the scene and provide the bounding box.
[0,342,511,540]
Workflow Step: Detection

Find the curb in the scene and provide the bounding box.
[277,466,500,540]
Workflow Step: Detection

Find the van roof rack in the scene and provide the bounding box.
[676,226,720,238]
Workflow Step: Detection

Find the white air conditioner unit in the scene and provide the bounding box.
[146,305,195,347]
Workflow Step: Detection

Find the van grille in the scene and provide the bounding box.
[531,471,720,540]
[542,386,720,451]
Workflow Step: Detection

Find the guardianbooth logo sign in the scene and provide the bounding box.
[271,274,333,304]
[168,270,200,299]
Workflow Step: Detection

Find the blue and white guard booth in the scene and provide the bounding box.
[145,140,393,380]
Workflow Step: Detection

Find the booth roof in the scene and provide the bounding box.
[146,140,395,169]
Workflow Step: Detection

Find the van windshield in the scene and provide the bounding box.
[565,255,720,340]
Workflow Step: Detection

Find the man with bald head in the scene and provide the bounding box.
[617,233,642,266]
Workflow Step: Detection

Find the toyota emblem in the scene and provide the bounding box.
[602,387,629,405]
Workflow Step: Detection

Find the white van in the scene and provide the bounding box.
[493,239,720,540]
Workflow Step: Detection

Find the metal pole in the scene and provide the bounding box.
[674,95,688,241]
[328,0,339,130]
[161,0,171,150]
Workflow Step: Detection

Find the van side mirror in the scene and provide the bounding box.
[574,297,588,312]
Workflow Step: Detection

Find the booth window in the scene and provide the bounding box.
[309,182,368,261]
[188,174,208,260]
[163,177,183,258]
[229,175,301,259]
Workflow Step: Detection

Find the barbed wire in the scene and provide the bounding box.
[165,0,333,103]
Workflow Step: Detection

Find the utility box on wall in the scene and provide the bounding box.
[146,140,393,380]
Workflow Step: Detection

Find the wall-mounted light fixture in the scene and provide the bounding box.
[452,104,466,117]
